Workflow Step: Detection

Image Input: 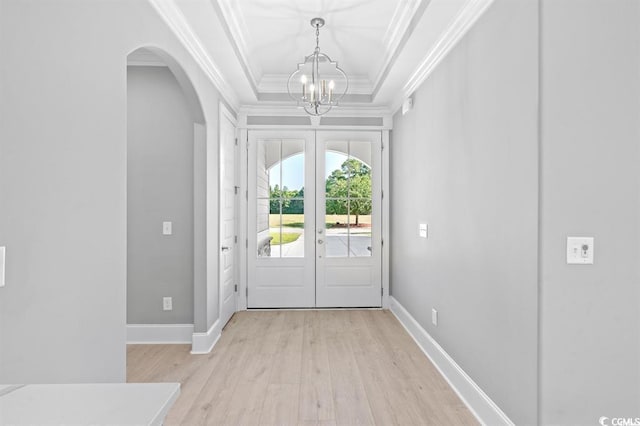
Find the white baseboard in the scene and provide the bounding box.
[389,296,514,426]
[126,324,194,344]
[190,319,221,354]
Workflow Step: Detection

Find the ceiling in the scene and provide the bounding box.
[148,0,494,114]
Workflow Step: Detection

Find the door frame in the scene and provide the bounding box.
[237,127,390,310]
[219,102,238,324]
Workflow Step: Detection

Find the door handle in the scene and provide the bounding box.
[317,239,324,245]
[221,246,230,252]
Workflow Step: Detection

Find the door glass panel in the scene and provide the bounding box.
[257,138,305,258]
[271,201,305,258]
[348,141,372,257]
[325,201,349,258]
[325,141,349,257]
[324,140,373,257]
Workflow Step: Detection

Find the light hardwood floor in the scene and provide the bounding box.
[127,310,478,425]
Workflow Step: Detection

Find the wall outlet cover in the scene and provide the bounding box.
[162,221,172,235]
[163,296,173,311]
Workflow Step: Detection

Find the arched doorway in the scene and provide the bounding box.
[125,47,206,350]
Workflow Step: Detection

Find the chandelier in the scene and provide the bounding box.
[287,17,349,116]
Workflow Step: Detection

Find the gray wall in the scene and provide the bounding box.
[539,0,640,423]
[391,0,640,424]
[127,66,195,325]
[390,0,539,424]
[0,0,224,383]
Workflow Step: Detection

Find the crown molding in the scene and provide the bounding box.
[382,0,423,50]
[148,0,240,110]
[238,103,392,117]
[258,74,373,95]
[212,0,260,95]
[396,0,495,111]
[212,0,426,104]
[372,0,426,92]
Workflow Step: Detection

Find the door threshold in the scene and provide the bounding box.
[245,307,383,311]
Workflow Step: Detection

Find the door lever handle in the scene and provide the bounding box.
[221,246,230,252]
[317,239,324,245]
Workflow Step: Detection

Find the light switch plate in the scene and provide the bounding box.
[431,308,438,326]
[0,246,5,287]
[567,237,594,264]
[163,297,172,311]
[419,223,428,239]
[162,221,172,235]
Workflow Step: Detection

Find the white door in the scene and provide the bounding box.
[219,107,237,326]
[248,131,316,307]
[315,131,382,307]
[247,130,381,308]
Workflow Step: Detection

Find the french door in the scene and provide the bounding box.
[247,130,382,308]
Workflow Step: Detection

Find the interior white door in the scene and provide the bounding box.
[315,131,382,307]
[247,130,382,308]
[219,107,237,326]
[247,130,316,308]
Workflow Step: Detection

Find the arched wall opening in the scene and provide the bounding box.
[126,47,207,349]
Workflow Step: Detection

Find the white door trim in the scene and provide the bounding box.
[237,129,390,311]
[219,102,238,326]
[381,130,390,309]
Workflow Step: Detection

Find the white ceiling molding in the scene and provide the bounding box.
[399,0,495,108]
[213,0,261,94]
[257,74,373,95]
[148,0,240,110]
[382,0,423,50]
[211,0,428,105]
[372,0,425,91]
[239,103,392,118]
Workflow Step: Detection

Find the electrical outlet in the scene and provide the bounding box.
[163,297,173,311]
[432,308,438,326]
[162,221,172,235]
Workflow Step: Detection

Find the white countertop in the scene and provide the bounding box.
[0,382,180,425]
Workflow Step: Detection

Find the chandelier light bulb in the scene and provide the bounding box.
[301,75,307,98]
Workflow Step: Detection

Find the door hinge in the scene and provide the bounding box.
[234,235,238,244]
[381,287,384,296]
[235,138,238,146]
[381,239,384,247]
[234,284,238,292]
[246,287,248,298]
[246,239,248,248]
[381,190,384,199]
[234,186,239,194]
[246,190,248,200]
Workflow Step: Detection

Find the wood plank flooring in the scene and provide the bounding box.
[127,310,478,425]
